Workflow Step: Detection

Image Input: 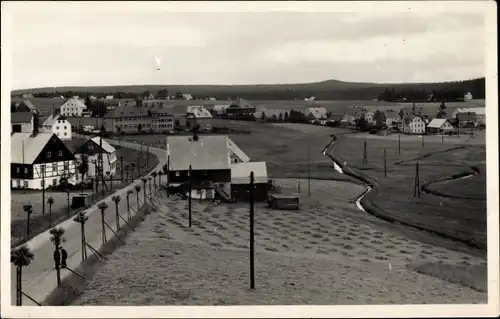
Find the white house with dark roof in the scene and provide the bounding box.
[306,107,328,120]
[426,118,454,134]
[11,132,76,189]
[42,114,72,140]
[60,98,90,117]
[399,115,426,134]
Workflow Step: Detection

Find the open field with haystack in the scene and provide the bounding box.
[74,178,486,305]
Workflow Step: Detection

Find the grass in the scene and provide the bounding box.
[72,178,487,305]
[332,132,487,252]
[407,260,487,293]
[10,146,159,247]
[43,203,156,305]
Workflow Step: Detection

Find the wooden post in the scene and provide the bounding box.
[414,161,421,198]
[362,140,368,164]
[120,156,124,182]
[308,144,311,198]
[249,171,255,289]
[188,165,192,228]
[384,148,387,178]
[398,134,401,154]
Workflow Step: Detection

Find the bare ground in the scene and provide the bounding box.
[75,179,487,305]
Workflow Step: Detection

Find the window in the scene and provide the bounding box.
[64,126,67,129]
[64,161,69,171]
[24,167,28,173]
[58,150,63,156]
[24,181,28,188]
[64,132,67,136]
[175,171,180,177]
[16,167,20,173]
[52,163,57,174]
[56,126,59,130]
[47,151,51,158]
[52,178,57,186]
[17,180,21,188]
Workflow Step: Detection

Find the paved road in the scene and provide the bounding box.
[8,139,168,306]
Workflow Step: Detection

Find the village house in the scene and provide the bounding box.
[399,115,426,134]
[340,113,356,127]
[105,95,114,100]
[426,118,454,134]
[63,136,117,180]
[186,105,214,129]
[11,131,77,189]
[453,107,486,126]
[226,99,256,117]
[464,92,473,101]
[104,101,175,134]
[12,98,66,117]
[456,112,478,128]
[364,111,375,124]
[166,134,232,200]
[230,161,269,202]
[60,98,91,117]
[385,110,400,127]
[41,114,72,140]
[11,112,35,133]
[104,99,121,111]
[306,107,328,120]
[13,99,38,114]
[182,93,194,100]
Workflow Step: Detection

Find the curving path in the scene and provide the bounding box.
[8,139,168,306]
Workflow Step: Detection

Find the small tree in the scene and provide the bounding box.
[97,201,108,245]
[398,108,405,120]
[11,245,35,305]
[47,197,54,228]
[260,112,266,121]
[126,190,133,220]
[436,101,447,119]
[278,113,283,121]
[23,203,33,238]
[49,227,66,287]
[112,195,121,231]
[135,185,142,213]
[151,172,158,189]
[73,212,89,262]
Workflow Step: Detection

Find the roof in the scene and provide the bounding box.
[106,95,114,99]
[11,132,54,164]
[104,99,121,106]
[427,118,449,128]
[105,105,175,118]
[11,112,33,124]
[62,98,87,109]
[42,114,64,126]
[385,111,399,119]
[231,162,268,184]
[457,112,477,122]
[19,99,37,111]
[166,135,230,171]
[326,114,344,121]
[460,107,485,116]
[213,104,230,112]
[187,105,212,118]
[62,138,88,153]
[91,137,116,154]
[307,107,328,119]
[229,98,253,108]
[182,93,193,99]
[12,98,66,113]
[228,138,251,163]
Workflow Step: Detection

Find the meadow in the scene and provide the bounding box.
[74,179,486,305]
[332,132,487,253]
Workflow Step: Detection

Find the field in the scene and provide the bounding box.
[10,146,159,247]
[332,131,487,252]
[74,178,486,305]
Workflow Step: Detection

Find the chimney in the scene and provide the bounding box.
[32,113,39,135]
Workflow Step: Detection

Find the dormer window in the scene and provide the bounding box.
[47,151,51,158]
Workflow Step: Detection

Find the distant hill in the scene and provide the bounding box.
[11,77,485,101]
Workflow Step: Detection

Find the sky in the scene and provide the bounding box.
[5,2,488,90]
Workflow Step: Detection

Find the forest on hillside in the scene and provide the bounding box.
[12,78,485,101]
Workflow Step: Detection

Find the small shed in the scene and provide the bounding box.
[267,194,300,210]
[231,162,268,202]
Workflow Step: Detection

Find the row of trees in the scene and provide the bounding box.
[14,78,485,101]
[12,170,166,305]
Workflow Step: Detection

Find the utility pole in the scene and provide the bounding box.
[188,165,192,228]
[249,171,255,289]
[308,144,311,198]
[384,148,387,178]
[166,155,170,197]
[413,161,421,198]
[362,140,368,164]
[398,134,401,154]
[99,134,105,196]
[42,165,46,215]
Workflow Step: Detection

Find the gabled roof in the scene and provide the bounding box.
[167,135,230,171]
[11,132,54,164]
[187,105,213,118]
[228,138,250,163]
[62,98,87,109]
[229,98,253,108]
[19,99,37,111]
[11,98,65,114]
[427,118,450,128]
[307,107,328,119]
[231,161,268,184]
[11,112,34,124]
[62,138,88,153]
[91,137,116,154]
[42,114,65,127]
